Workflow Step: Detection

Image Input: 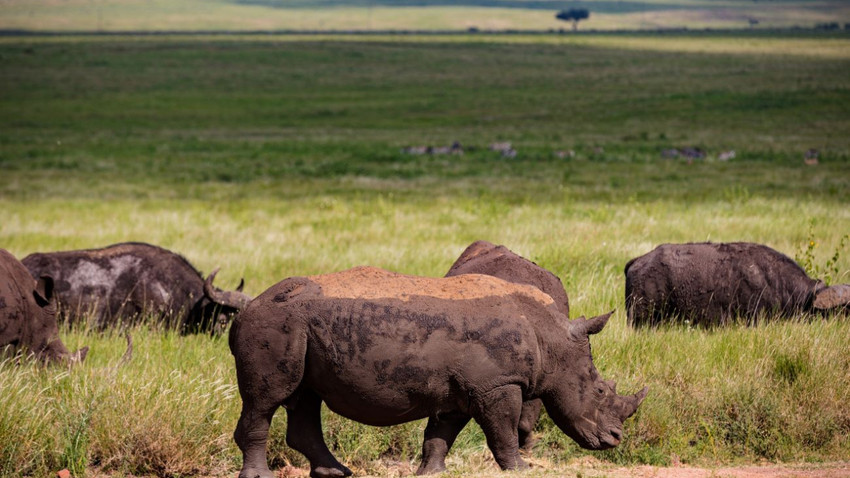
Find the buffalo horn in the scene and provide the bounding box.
[204,268,251,310]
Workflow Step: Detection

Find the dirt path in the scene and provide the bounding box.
[270,457,850,478]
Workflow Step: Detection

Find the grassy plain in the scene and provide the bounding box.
[1,33,849,477]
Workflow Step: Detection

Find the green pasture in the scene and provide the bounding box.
[1,33,849,476]
[1,0,849,32]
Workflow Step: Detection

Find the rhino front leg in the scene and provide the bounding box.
[234,401,277,478]
[517,398,543,451]
[286,389,352,478]
[416,412,471,475]
[470,384,528,471]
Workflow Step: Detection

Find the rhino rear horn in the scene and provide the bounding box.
[813,284,850,310]
[204,268,251,310]
[70,346,89,364]
[570,310,614,340]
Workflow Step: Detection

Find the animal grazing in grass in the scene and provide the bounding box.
[0,248,88,364]
[22,242,251,333]
[230,266,646,478]
[625,242,850,327]
[444,239,570,452]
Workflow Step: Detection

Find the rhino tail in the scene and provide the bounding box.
[813,284,850,311]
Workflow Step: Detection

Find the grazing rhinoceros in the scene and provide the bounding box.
[22,242,251,333]
[446,240,569,317]
[444,240,570,452]
[0,248,88,364]
[230,266,646,478]
[625,242,850,327]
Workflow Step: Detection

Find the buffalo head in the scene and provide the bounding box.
[195,268,251,334]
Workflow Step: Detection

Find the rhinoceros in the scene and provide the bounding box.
[444,240,570,452]
[446,240,569,317]
[0,248,88,363]
[625,242,850,327]
[22,242,251,333]
[230,266,646,478]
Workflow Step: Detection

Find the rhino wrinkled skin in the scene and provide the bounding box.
[230,266,646,478]
[444,240,571,454]
[0,248,87,364]
[625,242,850,327]
[23,242,250,333]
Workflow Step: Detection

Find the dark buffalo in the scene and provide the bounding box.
[1,248,88,364]
[625,242,850,327]
[230,266,646,478]
[22,242,251,333]
[444,240,570,453]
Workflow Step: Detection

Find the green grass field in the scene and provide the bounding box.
[1,32,849,477]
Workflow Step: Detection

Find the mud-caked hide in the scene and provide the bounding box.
[0,248,88,364]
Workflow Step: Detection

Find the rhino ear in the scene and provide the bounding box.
[813,284,850,310]
[570,310,614,340]
[33,276,54,307]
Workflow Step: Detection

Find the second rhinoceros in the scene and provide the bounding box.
[230,266,646,478]
[444,239,570,453]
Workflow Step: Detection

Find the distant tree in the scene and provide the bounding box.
[748,18,759,28]
[555,8,590,32]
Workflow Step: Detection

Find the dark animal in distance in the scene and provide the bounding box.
[625,242,850,327]
[22,242,251,334]
[230,266,646,478]
[0,248,88,364]
[444,239,570,452]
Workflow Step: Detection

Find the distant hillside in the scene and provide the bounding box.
[1,0,847,32]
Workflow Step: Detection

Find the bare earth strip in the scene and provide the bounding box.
[90,458,850,478]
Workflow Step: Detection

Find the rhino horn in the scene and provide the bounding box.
[813,284,850,310]
[70,346,89,364]
[570,310,614,340]
[204,268,251,310]
[621,386,649,420]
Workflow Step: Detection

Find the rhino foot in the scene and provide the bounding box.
[238,467,275,478]
[310,465,353,478]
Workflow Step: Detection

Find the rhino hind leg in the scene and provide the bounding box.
[470,384,528,471]
[285,389,352,478]
[517,398,543,451]
[234,401,278,478]
[416,412,471,475]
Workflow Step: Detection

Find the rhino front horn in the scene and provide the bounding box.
[813,284,850,310]
[625,387,649,419]
[204,268,251,310]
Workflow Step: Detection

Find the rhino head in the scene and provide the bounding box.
[540,311,647,449]
[34,276,88,364]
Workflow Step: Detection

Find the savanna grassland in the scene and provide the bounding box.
[1,32,850,477]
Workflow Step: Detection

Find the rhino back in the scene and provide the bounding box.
[446,240,570,317]
[234,267,553,426]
